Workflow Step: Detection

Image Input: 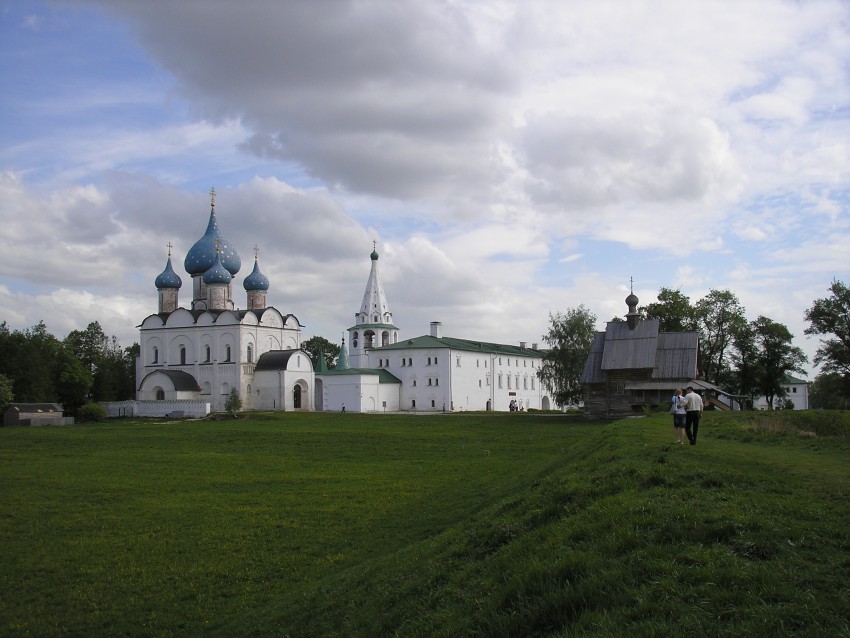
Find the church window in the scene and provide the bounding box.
[225,345,231,362]
[531,377,535,390]
[431,400,435,408]
[508,359,510,366]
[152,347,158,364]
[205,346,211,362]
[428,357,431,365]
[486,373,490,386]
[485,360,487,368]
[412,400,416,408]
[507,376,512,389]
[456,356,461,367]
[428,378,432,386]
[382,331,389,346]
[155,388,165,401]
[179,346,186,365]
[498,374,503,389]
[435,378,439,386]
[476,359,479,367]
[408,358,412,366]
[524,360,527,367]
[524,377,528,389]
[401,359,406,367]
[247,344,253,363]
[379,358,383,367]
[499,357,502,365]
[413,379,416,386]
[479,380,482,387]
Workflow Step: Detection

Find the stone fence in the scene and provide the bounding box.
[101,400,211,419]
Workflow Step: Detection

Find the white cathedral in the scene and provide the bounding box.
[133,194,550,415]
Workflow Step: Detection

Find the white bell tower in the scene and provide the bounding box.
[347,243,399,368]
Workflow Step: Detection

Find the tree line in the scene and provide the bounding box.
[0,321,137,417]
[538,280,850,410]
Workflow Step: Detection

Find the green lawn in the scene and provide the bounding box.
[1,410,848,637]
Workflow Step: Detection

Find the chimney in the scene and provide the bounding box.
[519,341,527,349]
[430,321,442,338]
[532,343,538,350]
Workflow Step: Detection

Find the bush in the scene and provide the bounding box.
[77,402,106,423]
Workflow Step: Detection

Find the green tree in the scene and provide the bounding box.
[0,321,61,402]
[805,280,850,378]
[694,289,748,385]
[750,316,807,409]
[301,336,341,369]
[730,321,759,408]
[0,373,13,414]
[809,373,850,410]
[224,388,242,417]
[537,305,597,408]
[55,350,93,416]
[641,288,697,332]
[65,323,135,401]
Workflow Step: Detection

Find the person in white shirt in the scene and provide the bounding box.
[684,386,704,445]
[671,389,687,445]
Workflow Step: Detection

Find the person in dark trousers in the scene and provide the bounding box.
[684,386,704,445]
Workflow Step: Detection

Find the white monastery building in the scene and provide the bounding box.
[131,194,549,415]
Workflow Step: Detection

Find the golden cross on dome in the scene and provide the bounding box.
[167,241,173,257]
[630,276,634,294]
[373,239,376,251]
[254,245,260,260]
[209,187,216,208]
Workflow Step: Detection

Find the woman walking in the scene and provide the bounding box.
[672,389,687,445]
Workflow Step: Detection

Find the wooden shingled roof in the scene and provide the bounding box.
[581,319,699,384]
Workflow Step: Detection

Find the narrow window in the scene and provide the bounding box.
[155,389,165,401]
[205,345,211,362]
[179,346,186,365]
[225,345,231,362]
[412,400,416,408]
[408,358,412,366]
[152,347,158,364]
[435,378,439,386]
[247,344,253,363]
[508,376,512,389]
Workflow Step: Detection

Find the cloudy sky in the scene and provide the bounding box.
[2,0,849,376]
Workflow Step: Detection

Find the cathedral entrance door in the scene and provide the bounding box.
[293,384,302,409]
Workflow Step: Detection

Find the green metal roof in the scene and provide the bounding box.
[318,368,401,384]
[373,334,542,357]
[347,322,398,331]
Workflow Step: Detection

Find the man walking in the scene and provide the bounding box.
[684,386,704,445]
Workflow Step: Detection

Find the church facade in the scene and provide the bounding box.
[134,193,548,415]
[136,191,314,413]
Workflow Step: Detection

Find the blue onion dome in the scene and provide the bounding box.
[184,206,241,276]
[202,251,232,285]
[243,258,270,291]
[370,247,379,261]
[155,256,182,289]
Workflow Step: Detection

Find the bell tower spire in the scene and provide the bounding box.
[347,243,399,367]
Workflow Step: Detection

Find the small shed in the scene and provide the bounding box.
[4,403,68,426]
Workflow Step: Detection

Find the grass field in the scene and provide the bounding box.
[1,410,848,637]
